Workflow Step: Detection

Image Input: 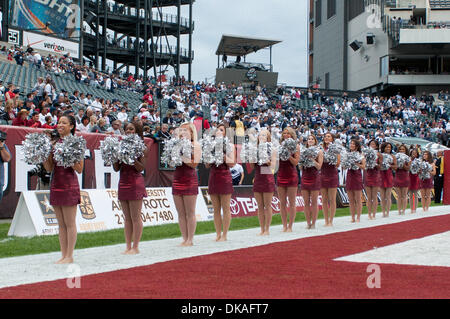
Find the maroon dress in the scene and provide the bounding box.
[172,163,198,196]
[118,164,147,201]
[208,163,233,195]
[253,164,275,193]
[277,160,298,187]
[346,169,363,191]
[364,168,380,187]
[320,162,339,189]
[420,177,433,189]
[50,164,80,206]
[301,166,321,191]
[409,172,420,191]
[380,169,394,188]
[394,168,410,188]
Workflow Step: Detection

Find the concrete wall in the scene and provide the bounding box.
[312,0,346,90]
[347,10,389,91]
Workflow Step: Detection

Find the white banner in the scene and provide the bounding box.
[8,188,210,237]
[22,31,79,58]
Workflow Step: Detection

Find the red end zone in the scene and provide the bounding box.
[0,214,449,299]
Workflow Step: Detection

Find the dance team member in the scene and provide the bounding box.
[113,121,148,255]
[364,139,382,220]
[43,115,84,264]
[172,123,201,246]
[393,144,411,215]
[419,151,435,212]
[206,123,236,242]
[250,129,277,236]
[408,148,420,214]
[345,139,366,223]
[276,127,300,232]
[300,135,323,229]
[379,142,397,218]
[320,133,340,227]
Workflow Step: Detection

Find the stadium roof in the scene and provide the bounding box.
[215,34,282,57]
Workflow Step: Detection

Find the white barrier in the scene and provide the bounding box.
[8,188,210,237]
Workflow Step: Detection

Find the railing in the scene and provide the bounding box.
[86,0,194,29]
[83,32,194,59]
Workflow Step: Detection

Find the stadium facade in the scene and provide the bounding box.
[308,0,450,96]
[1,0,194,81]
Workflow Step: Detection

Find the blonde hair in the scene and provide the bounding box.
[180,122,198,142]
[281,127,297,142]
[258,128,272,144]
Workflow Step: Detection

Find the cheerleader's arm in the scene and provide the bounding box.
[359,157,366,170]
[43,152,55,173]
[225,143,236,168]
[72,160,84,174]
[184,142,201,169]
[431,162,436,176]
[133,148,148,172]
[391,154,397,170]
[289,145,300,166]
[404,160,411,171]
[315,150,324,170]
[336,153,341,168]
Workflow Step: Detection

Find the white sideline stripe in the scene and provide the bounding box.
[0,206,449,290]
[334,231,450,268]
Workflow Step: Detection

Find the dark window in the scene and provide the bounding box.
[325,73,330,89]
[315,0,322,28]
[348,0,365,21]
[327,0,336,19]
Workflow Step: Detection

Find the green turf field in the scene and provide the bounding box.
[0,202,442,259]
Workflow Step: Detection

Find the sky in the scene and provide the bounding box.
[169,0,309,87]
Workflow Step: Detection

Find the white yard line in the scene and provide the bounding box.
[335,231,450,267]
[0,206,449,289]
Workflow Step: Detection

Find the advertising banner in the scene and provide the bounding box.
[8,187,210,237]
[9,0,80,39]
[22,31,79,58]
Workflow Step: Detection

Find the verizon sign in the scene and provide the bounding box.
[22,31,79,59]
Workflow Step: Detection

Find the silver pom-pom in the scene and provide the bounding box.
[160,138,192,167]
[410,158,421,175]
[341,151,363,170]
[363,147,378,170]
[257,142,272,166]
[240,140,258,164]
[279,138,297,161]
[380,153,393,171]
[22,133,52,165]
[100,136,120,166]
[213,136,233,167]
[323,143,342,166]
[395,153,410,169]
[118,134,146,165]
[299,146,320,168]
[419,161,432,180]
[53,135,87,168]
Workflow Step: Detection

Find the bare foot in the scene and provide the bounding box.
[263,231,270,236]
[125,248,140,255]
[282,227,288,232]
[356,218,360,223]
[218,235,227,242]
[286,227,293,232]
[183,241,194,247]
[121,248,132,255]
[59,257,73,264]
[309,224,315,229]
[55,257,65,264]
[351,219,356,223]
[215,235,221,242]
[257,231,265,236]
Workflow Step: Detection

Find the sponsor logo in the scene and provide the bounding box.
[36,192,57,226]
[230,198,240,215]
[246,68,257,81]
[79,191,96,220]
[43,42,65,53]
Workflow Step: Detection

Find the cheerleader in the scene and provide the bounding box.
[320,133,340,227]
[379,142,397,218]
[276,127,300,232]
[364,139,382,220]
[420,151,436,212]
[408,148,420,214]
[250,129,277,236]
[393,144,411,215]
[172,123,201,246]
[43,115,84,264]
[113,122,148,254]
[301,135,323,229]
[206,123,236,242]
[346,139,366,223]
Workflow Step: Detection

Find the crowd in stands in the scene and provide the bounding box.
[0,45,449,148]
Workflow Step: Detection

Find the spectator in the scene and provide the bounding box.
[0,130,12,202]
